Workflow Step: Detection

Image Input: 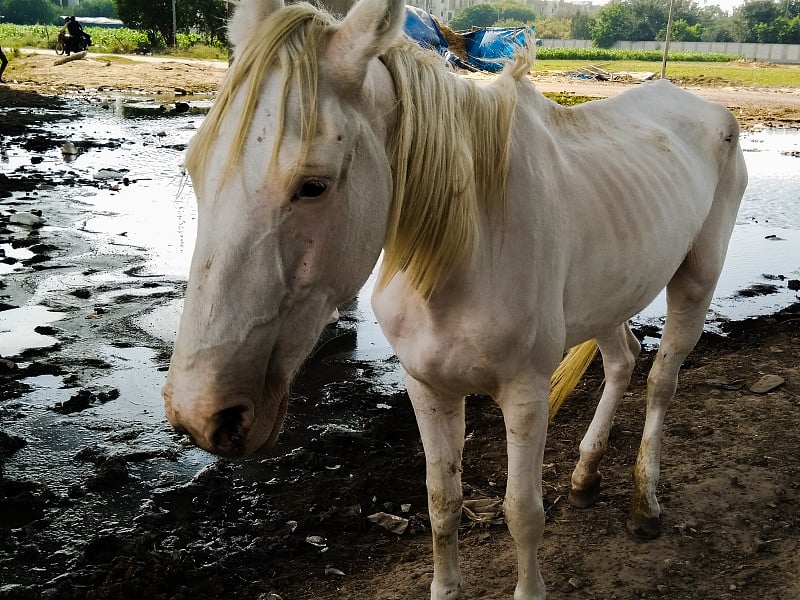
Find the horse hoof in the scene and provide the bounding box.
[568,472,601,508]
[568,485,600,508]
[627,514,662,540]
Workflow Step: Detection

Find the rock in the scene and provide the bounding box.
[0,584,39,599]
[93,168,125,180]
[9,212,44,228]
[367,511,409,534]
[750,374,785,394]
[53,389,96,414]
[83,533,129,563]
[0,431,27,457]
[86,456,129,489]
[61,142,78,155]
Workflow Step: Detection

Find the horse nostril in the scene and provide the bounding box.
[212,405,248,455]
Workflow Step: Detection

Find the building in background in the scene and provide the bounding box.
[407,0,595,24]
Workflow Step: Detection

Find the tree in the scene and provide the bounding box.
[114,0,174,46]
[113,0,227,47]
[697,6,734,41]
[495,1,536,24]
[533,16,571,39]
[658,18,704,41]
[73,0,117,19]
[570,10,595,40]
[627,0,668,41]
[187,0,229,45]
[589,0,706,46]
[449,2,535,30]
[590,1,634,47]
[732,0,782,41]
[449,4,504,29]
[2,0,59,24]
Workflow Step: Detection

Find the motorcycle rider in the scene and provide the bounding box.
[62,16,91,54]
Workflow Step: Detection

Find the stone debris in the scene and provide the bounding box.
[750,374,785,393]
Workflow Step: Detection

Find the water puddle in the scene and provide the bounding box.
[0,305,66,356]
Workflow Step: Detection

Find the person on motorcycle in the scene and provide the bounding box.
[62,16,91,54]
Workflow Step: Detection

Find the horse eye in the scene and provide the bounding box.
[293,179,328,201]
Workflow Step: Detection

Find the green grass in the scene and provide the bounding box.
[0,23,228,60]
[536,47,737,62]
[535,59,800,87]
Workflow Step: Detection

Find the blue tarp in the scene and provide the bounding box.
[404,6,448,53]
[463,26,533,73]
[402,6,534,73]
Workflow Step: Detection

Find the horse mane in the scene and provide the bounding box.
[185,2,534,299]
[379,40,531,297]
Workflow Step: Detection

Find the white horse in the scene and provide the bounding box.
[162,0,748,597]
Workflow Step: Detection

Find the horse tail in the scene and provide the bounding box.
[549,340,598,421]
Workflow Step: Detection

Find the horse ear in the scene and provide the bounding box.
[326,0,405,86]
[228,0,284,51]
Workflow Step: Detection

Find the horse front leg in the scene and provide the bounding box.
[496,377,550,600]
[407,376,466,600]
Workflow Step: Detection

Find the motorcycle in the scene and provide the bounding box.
[55,30,91,56]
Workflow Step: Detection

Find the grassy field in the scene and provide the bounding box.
[535,59,800,87]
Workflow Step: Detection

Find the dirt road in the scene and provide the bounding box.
[2,50,800,128]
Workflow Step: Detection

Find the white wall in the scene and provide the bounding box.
[537,38,800,64]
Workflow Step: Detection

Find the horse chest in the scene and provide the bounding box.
[377,302,516,395]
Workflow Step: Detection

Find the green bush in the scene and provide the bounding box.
[0,23,60,48]
[0,23,227,56]
[536,47,739,62]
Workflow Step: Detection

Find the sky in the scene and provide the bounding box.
[590,0,746,13]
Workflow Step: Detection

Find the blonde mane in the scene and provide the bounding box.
[379,39,531,297]
[186,3,534,298]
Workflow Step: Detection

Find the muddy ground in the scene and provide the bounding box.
[1,52,799,600]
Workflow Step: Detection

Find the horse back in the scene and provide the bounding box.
[508,79,747,343]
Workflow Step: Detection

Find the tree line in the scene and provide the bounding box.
[451,0,800,47]
[1,0,798,49]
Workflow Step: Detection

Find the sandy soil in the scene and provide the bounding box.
[1,50,799,600]
[1,50,800,128]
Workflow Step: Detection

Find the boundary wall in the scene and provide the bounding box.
[538,39,800,64]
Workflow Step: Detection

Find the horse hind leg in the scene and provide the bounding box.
[629,244,729,539]
[569,323,640,508]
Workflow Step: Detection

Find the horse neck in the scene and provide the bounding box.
[377,45,518,299]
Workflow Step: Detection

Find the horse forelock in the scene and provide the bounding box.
[378,39,530,299]
[185,3,333,196]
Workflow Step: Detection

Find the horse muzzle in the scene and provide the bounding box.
[162,380,288,457]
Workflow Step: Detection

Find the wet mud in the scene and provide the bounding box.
[1,88,799,600]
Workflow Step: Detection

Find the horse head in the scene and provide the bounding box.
[162,0,404,456]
